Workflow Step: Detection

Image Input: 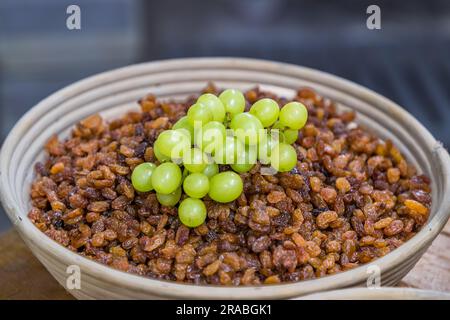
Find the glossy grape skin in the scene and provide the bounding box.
[230,112,263,145]
[279,102,308,130]
[270,142,298,172]
[219,89,246,115]
[235,143,257,165]
[208,171,243,203]
[182,167,190,181]
[231,163,254,173]
[249,98,279,127]
[197,93,226,122]
[213,136,244,164]
[183,148,208,173]
[156,129,190,159]
[183,173,210,198]
[283,129,299,144]
[272,120,284,129]
[187,102,213,126]
[202,163,219,178]
[257,132,279,164]
[178,198,207,228]
[156,187,182,206]
[196,121,226,154]
[154,139,170,162]
[131,162,156,192]
[172,116,194,143]
[271,121,285,140]
[151,162,182,194]
[175,128,193,150]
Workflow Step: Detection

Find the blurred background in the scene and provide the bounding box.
[0,0,449,232]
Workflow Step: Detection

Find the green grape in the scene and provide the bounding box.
[208,171,243,203]
[187,102,213,126]
[172,116,194,144]
[249,98,279,127]
[278,131,286,144]
[235,143,257,167]
[270,142,298,172]
[183,147,208,173]
[183,173,210,198]
[271,121,288,143]
[178,198,207,228]
[231,163,254,173]
[154,139,170,162]
[219,89,246,116]
[131,162,156,192]
[272,121,284,130]
[214,136,244,164]
[182,167,190,181]
[156,187,182,206]
[283,129,299,144]
[257,133,271,164]
[230,112,263,145]
[151,162,182,194]
[196,121,226,154]
[156,129,190,159]
[202,163,219,178]
[175,128,192,145]
[279,102,308,130]
[271,121,286,132]
[197,93,226,122]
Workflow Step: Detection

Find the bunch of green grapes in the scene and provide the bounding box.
[131,89,308,228]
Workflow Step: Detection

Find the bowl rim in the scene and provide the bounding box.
[1,57,449,299]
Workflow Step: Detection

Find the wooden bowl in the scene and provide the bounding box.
[1,58,449,299]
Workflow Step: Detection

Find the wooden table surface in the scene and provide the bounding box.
[1,220,449,300]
